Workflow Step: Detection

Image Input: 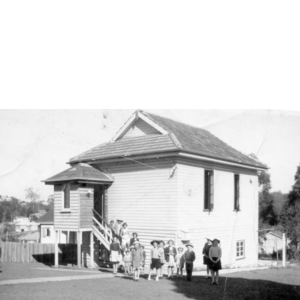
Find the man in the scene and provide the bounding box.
[184,243,196,281]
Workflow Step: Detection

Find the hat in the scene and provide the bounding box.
[168,240,174,244]
[150,240,160,246]
[133,241,140,245]
[185,243,194,248]
[129,245,134,249]
[117,219,123,223]
[212,239,220,244]
[181,240,190,245]
[205,238,213,242]
[132,232,138,237]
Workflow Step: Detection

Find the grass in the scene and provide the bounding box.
[1,262,300,299]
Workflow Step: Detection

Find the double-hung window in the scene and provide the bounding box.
[234,174,240,211]
[236,240,245,259]
[63,184,70,209]
[204,170,214,211]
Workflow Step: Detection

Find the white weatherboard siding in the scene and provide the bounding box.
[102,159,178,267]
[54,184,80,231]
[177,161,259,269]
[119,118,161,140]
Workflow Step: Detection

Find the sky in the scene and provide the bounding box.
[0,109,300,201]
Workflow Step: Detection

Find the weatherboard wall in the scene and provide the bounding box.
[54,184,80,230]
[176,159,259,268]
[99,159,178,266]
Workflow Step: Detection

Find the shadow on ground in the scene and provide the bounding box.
[169,275,300,300]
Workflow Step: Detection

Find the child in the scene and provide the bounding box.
[202,238,212,279]
[158,240,166,278]
[184,243,196,281]
[140,245,146,273]
[131,241,143,281]
[123,249,132,275]
[209,239,222,285]
[165,240,177,278]
[130,232,140,246]
[110,236,121,275]
[148,240,161,281]
[176,247,184,278]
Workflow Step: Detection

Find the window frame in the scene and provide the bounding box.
[234,174,240,211]
[63,184,71,210]
[204,170,214,211]
[236,240,245,260]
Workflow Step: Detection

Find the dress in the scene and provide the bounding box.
[176,252,184,269]
[120,227,130,248]
[110,242,121,264]
[208,246,222,271]
[131,248,143,269]
[150,248,161,270]
[165,246,177,267]
[123,252,132,269]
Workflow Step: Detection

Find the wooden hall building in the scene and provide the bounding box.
[43,110,267,269]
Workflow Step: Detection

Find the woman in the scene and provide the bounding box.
[120,222,130,250]
[209,239,222,285]
[165,240,177,278]
[202,238,212,279]
[110,236,121,274]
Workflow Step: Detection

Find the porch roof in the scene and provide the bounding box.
[43,163,114,185]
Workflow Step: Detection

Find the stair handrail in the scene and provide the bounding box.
[92,209,113,242]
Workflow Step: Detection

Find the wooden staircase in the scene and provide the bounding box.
[92,209,113,251]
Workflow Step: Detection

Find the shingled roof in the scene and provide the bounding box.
[36,210,54,224]
[43,163,114,184]
[69,111,267,169]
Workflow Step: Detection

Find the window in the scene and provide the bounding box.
[43,227,51,238]
[204,170,214,210]
[234,174,240,211]
[236,240,245,259]
[63,184,70,209]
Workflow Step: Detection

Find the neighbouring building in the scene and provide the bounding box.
[43,110,267,269]
[36,210,55,244]
[259,230,291,254]
[14,216,38,233]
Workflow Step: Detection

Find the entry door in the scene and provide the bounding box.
[94,185,105,219]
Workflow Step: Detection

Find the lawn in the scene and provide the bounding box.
[1,263,300,300]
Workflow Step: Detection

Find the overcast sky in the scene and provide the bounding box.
[0,109,299,201]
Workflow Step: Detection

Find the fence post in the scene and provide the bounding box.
[282,233,286,267]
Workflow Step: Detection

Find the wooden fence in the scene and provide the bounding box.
[0,242,77,265]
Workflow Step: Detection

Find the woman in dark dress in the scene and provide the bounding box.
[208,239,222,285]
[202,238,212,279]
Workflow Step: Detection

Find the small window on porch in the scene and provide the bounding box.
[63,184,70,209]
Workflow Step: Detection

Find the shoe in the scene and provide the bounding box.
[148,278,151,281]
[156,278,159,281]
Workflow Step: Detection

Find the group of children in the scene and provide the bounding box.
[109,220,222,284]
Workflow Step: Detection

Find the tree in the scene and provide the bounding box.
[258,170,278,227]
[280,164,300,246]
[25,187,40,212]
[47,194,54,210]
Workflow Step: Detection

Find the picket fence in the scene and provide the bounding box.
[0,242,76,264]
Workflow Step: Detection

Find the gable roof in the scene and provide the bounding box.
[36,210,54,224]
[69,110,267,169]
[43,163,114,185]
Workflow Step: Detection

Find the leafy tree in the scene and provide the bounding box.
[258,170,278,227]
[281,164,300,246]
[25,187,40,212]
